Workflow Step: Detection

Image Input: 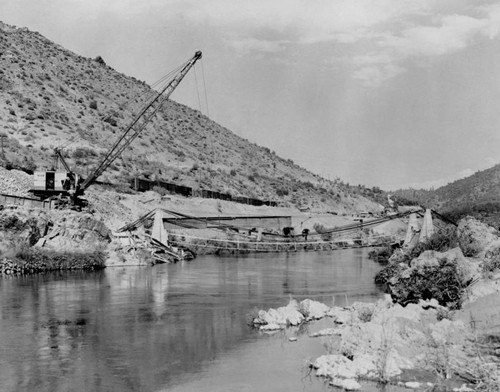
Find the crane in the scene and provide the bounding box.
[53,148,71,172]
[31,51,202,204]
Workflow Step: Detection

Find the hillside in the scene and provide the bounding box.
[394,164,500,226]
[0,21,383,214]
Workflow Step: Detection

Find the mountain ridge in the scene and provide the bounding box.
[393,163,500,226]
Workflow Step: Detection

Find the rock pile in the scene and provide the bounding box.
[252,298,333,331]
[40,213,111,251]
[457,216,500,257]
[0,167,32,197]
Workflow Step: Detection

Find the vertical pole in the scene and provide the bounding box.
[0,135,5,159]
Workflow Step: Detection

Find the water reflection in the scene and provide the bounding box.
[0,249,386,392]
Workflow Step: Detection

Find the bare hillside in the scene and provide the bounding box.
[0,21,382,214]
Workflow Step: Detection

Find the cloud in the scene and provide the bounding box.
[349,4,500,86]
[44,0,500,85]
[381,14,488,57]
[173,0,500,85]
[177,0,437,49]
[227,38,289,54]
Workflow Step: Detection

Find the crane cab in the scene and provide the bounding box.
[30,171,82,199]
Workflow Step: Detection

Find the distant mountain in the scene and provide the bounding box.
[0,21,383,214]
[393,164,500,226]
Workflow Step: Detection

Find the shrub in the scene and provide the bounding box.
[368,246,393,263]
[152,185,169,196]
[459,239,483,257]
[313,223,327,233]
[114,183,135,194]
[89,100,97,110]
[375,263,403,284]
[72,147,97,159]
[482,256,500,274]
[103,117,117,126]
[358,306,374,322]
[389,260,465,309]
[13,248,106,271]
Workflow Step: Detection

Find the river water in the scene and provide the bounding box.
[0,248,390,392]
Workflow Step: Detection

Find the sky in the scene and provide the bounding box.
[3,0,500,190]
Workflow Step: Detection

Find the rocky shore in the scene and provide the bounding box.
[0,251,105,275]
[251,217,500,391]
[0,205,110,275]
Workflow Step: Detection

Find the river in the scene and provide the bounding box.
[0,248,390,392]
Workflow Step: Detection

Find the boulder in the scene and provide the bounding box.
[456,292,500,336]
[309,327,343,338]
[462,274,500,304]
[43,213,111,252]
[313,355,357,379]
[253,300,305,328]
[457,217,499,257]
[327,307,352,324]
[299,299,331,319]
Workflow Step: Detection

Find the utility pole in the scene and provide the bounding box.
[0,135,7,160]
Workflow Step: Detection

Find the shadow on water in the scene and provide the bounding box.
[0,248,389,392]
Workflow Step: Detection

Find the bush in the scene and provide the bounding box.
[276,188,289,196]
[389,260,465,309]
[375,263,403,284]
[482,256,500,274]
[114,182,136,194]
[8,248,106,273]
[393,228,459,266]
[152,185,169,196]
[72,147,97,159]
[375,228,459,286]
[357,306,374,322]
[369,246,393,263]
[89,100,97,110]
[103,117,117,126]
[313,223,327,233]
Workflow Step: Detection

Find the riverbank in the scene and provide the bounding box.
[0,179,398,269]
[251,217,500,391]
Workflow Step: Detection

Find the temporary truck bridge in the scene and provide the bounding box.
[114,207,454,262]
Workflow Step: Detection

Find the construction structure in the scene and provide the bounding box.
[114,208,430,260]
[29,51,203,205]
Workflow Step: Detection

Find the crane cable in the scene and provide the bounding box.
[98,59,191,126]
[201,58,210,118]
[193,65,203,113]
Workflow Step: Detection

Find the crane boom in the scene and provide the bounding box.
[54,148,72,172]
[79,50,202,193]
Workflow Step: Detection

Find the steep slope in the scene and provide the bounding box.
[0,21,381,214]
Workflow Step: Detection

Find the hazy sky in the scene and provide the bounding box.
[3,0,500,190]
